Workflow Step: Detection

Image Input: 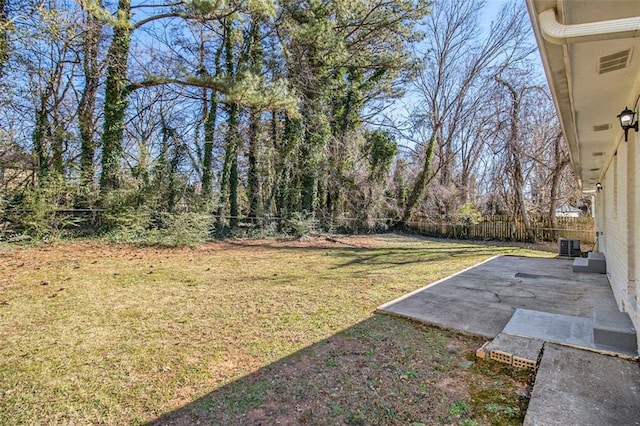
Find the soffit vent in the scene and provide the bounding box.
[592,152,605,156]
[598,49,631,74]
[592,123,611,132]
[590,168,599,171]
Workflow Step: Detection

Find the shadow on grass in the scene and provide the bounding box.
[223,236,517,271]
[327,249,507,270]
[147,315,530,426]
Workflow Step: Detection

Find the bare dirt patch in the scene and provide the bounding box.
[152,316,531,426]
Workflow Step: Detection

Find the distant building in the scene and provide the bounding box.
[555,205,582,218]
[0,150,33,191]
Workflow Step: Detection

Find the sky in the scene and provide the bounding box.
[382,0,547,152]
[482,0,514,27]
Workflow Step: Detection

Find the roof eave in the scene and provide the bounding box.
[525,0,583,189]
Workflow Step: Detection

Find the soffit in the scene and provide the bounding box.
[527,0,640,191]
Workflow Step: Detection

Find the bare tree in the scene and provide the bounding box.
[494,72,535,241]
[399,0,532,224]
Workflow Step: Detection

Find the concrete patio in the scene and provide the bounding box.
[377,255,640,425]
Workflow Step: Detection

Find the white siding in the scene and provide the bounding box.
[629,134,638,326]
[633,133,640,329]
[600,136,640,346]
[603,149,628,310]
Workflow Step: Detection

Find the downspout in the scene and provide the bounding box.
[539,8,640,45]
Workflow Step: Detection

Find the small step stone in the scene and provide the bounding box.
[588,251,605,260]
[593,307,637,355]
[478,333,544,369]
[573,256,606,273]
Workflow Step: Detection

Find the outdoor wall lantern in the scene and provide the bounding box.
[596,182,603,191]
[617,106,638,142]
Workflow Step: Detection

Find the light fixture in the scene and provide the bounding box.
[596,182,603,191]
[617,106,638,141]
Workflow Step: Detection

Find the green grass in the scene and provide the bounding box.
[0,234,550,425]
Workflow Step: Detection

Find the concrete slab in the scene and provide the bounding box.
[503,309,594,349]
[524,344,640,426]
[377,255,638,356]
[378,254,640,425]
[380,288,515,338]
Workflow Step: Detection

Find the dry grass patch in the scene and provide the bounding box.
[0,234,550,425]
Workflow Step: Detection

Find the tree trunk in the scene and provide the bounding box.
[229,143,239,227]
[273,113,301,217]
[78,3,103,188]
[246,20,263,222]
[33,95,51,181]
[51,112,64,175]
[201,42,222,203]
[300,101,328,215]
[264,110,279,215]
[0,0,8,80]
[217,19,239,228]
[512,154,532,240]
[152,120,169,210]
[495,75,535,242]
[401,133,437,225]
[167,127,182,213]
[100,0,131,191]
[201,88,216,201]
[218,101,239,226]
[327,69,359,219]
[247,109,262,221]
[548,131,569,241]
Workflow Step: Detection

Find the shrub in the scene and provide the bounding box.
[8,176,81,240]
[282,212,318,239]
[455,202,482,226]
[148,212,212,247]
[104,211,212,247]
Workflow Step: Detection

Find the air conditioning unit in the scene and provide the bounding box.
[559,238,580,257]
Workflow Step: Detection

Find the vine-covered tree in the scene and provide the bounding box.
[0,0,582,242]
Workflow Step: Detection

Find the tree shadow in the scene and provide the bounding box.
[146,315,529,426]
[221,235,516,271]
[327,248,505,270]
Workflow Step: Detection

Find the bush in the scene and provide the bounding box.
[282,212,318,239]
[455,202,482,226]
[93,179,214,246]
[104,211,212,247]
[102,206,154,243]
[99,184,154,241]
[147,212,212,247]
[7,176,81,241]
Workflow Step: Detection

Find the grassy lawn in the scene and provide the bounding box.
[0,234,552,425]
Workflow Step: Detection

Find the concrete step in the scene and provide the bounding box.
[593,307,637,355]
[586,257,606,273]
[524,343,640,426]
[572,256,606,273]
[476,333,543,369]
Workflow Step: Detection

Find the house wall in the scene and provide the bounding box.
[599,135,640,346]
[632,133,640,330]
[603,146,627,309]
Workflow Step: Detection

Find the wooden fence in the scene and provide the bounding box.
[0,208,595,245]
[405,215,595,244]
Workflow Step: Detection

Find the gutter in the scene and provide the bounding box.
[539,8,640,45]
